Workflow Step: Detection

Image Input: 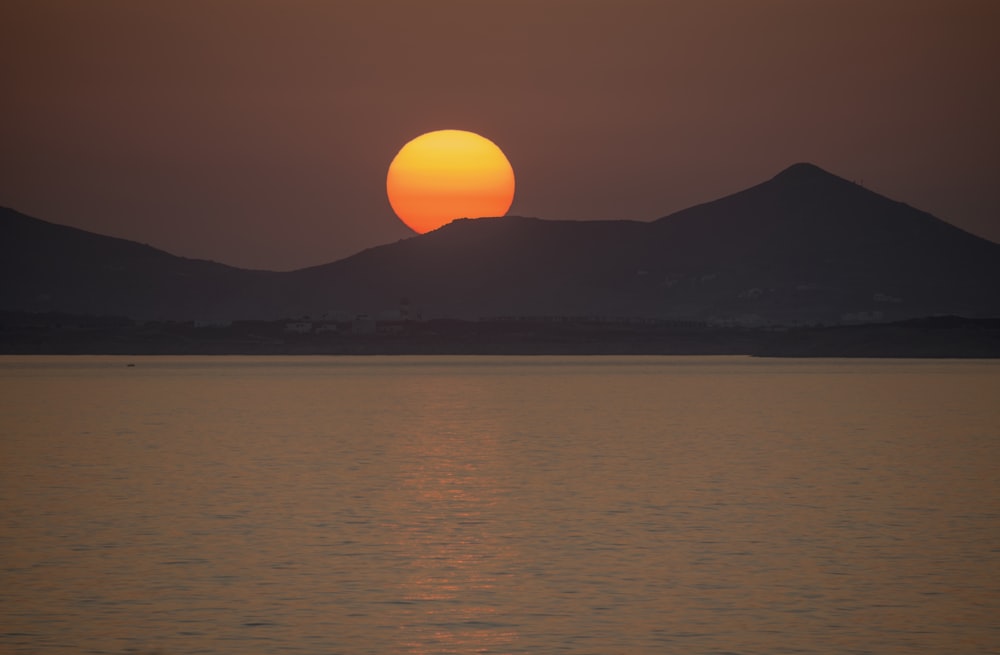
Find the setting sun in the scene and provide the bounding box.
[386,129,515,234]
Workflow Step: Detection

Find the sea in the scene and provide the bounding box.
[1,355,998,655]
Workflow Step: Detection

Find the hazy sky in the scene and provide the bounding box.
[3,0,998,270]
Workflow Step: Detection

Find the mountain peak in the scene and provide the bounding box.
[5,165,1000,323]
[770,162,840,183]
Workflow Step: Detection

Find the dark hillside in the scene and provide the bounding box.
[4,163,999,323]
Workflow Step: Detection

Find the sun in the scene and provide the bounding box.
[386,129,515,234]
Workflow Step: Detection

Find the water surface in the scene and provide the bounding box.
[1,356,998,654]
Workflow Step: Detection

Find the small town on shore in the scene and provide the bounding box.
[3,304,998,358]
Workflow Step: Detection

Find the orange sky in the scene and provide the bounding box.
[1,0,998,270]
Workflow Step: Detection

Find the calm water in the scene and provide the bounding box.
[1,355,999,654]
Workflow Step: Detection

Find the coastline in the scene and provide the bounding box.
[2,315,998,358]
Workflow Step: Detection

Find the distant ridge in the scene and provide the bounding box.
[3,163,999,323]
[0,207,272,320]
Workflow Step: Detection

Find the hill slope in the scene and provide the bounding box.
[280,163,1000,322]
[0,207,274,320]
[3,163,999,323]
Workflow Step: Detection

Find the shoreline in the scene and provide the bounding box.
[3,315,998,359]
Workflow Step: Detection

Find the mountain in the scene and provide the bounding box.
[277,163,1000,323]
[0,208,275,320]
[3,163,999,324]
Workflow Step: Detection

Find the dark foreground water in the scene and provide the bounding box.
[1,356,998,654]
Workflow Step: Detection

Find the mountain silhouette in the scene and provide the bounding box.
[3,163,999,324]
[0,208,273,319]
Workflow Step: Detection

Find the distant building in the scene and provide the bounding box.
[397,297,421,321]
[284,321,312,334]
[709,314,766,328]
[322,310,353,322]
[377,323,404,335]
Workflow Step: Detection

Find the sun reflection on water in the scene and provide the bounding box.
[382,376,520,653]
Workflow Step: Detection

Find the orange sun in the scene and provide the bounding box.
[386,129,515,234]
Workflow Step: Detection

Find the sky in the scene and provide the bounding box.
[2,0,998,271]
